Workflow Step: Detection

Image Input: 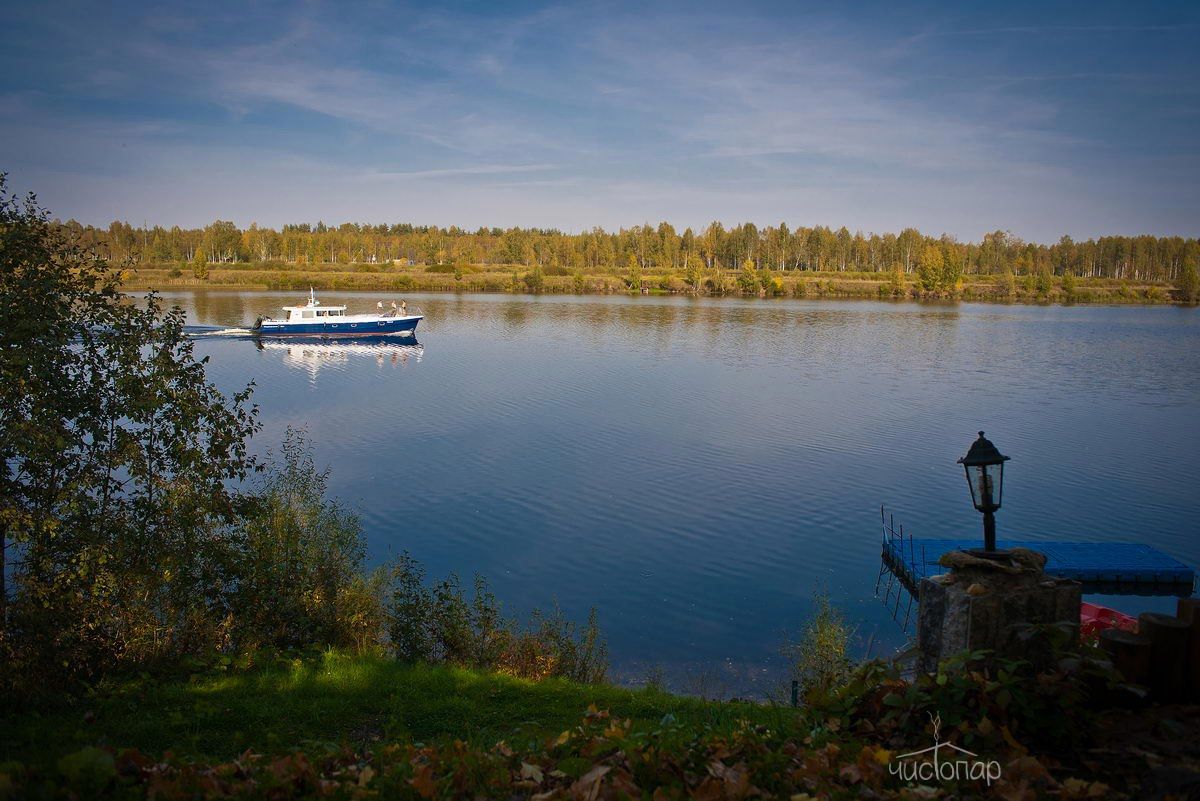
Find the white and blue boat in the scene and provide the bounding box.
[252,289,422,338]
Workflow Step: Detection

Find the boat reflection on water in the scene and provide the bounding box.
[257,336,423,379]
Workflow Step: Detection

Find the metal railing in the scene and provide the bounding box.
[875,505,927,633]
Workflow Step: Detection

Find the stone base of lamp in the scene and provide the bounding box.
[916,548,1081,673]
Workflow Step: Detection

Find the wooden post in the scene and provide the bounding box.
[1139,612,1191,702]
[1177,598,1200,702]
[1099,628,1152,686]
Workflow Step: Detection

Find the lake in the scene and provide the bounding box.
[172,290,1200,696]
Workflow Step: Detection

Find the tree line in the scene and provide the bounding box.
[67,218,1198,282]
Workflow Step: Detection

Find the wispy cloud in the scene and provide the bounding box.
[0,0,1196,241]
[365,164,557,180]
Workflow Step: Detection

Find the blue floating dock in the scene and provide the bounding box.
[882,538,1195,597]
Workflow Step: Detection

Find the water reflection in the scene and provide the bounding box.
[257,337,423,380]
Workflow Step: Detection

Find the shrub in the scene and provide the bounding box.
[231,428,374,653]
[523,266,545,293]
[782,591,853,703]
[1061,270,1077,302]
[737,260,760,294]
[192,249,208,279]
[883,266,906,298]
[826,622,1121,757]
[1180,263,1199,304]
[386,557,608,683]
[1035,269,1053,296]
[999,269,1017,299]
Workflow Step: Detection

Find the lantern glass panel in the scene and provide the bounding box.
[965,464,1003,511]
[994,461,1004,509]
[964,464,981,510]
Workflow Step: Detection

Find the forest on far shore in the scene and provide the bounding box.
[61,217,1199,283]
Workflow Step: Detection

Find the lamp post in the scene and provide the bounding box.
[957,431,1010,555]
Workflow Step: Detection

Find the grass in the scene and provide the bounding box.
[0,647,1167,798]
[0,650,797,768]
[120,263,1188,305]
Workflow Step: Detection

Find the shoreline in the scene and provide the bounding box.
[122,265,1192,307]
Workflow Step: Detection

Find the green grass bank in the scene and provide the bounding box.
[0,650,791,769]
[4,647,1194,799]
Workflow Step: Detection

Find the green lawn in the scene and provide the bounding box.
[1,651,797,767]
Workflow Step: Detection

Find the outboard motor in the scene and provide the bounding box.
[252,316,263,332]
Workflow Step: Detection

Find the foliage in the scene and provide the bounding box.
[1061,270,1078,301]
[940,242,964,290]
[230,429,374,653]
[119,260,1180,306]
[623,253,641,291]
[386,558,608,683]
[782,592,853,703]
[1180,262,1199,304]
[915,242,964,294]
[917,244,945,292]
[1000,268,1017,299]
[825,623,1122,758]
[522,265,545,293]
[191,248,208,279]
[759,265,783,295]
[88,212,1199,286]
[882,265,906,298]
[0,176,259,692]
[737,259,760,294]
[1035,268,1053,296]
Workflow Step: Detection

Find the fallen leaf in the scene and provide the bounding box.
[568,764,610,801]
[409,764,437,798]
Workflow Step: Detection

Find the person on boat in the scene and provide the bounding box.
[400,300,408,316]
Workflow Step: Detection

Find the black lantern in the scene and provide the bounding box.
[957,431,1010,553]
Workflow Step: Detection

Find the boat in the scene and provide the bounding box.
[252,289,422,338]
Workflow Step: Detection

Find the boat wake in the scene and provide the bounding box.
[185,325,255,338]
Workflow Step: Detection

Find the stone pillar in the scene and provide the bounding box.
[916,548,1081,673]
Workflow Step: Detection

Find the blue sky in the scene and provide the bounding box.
[1,0,1197,242]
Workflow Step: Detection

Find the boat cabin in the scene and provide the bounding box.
[281,288,347,322]
[282,305,348,321]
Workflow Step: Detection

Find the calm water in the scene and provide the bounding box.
[172,290,1200,695]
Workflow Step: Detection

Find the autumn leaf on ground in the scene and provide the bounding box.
[409,763,437,798]
[569,764,610,801]
[521,761,545,784]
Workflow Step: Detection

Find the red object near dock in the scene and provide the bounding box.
[1081,601,1138,638]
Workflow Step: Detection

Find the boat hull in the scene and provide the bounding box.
[255,315,421,338]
